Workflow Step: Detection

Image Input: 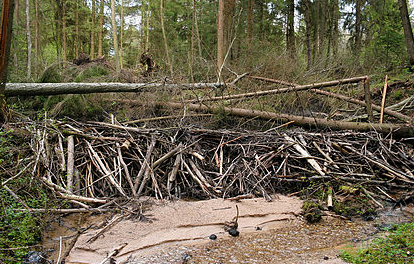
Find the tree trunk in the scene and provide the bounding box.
[98,0,104,57]
[120,0,124,68]
[398,0,414,66]
[90,0,95,60]
[247,0,254,60]
[312,1,319,63]
[194,0,202,59]
[0,0,15,124]
[110,0,120,72]
[332,0,339,59]
[189,0,195,82]
[286,0,295,58]
[355,0,362,54]
[318,0,326,59]
[145,0,150,51]
[75,0,80,58]
[217,0,225,76]
[160,0,172,75]
[5,82,225,96]
[62,0,67,62]
[25,0,31,80]
[34,0,39,72]
[304,0,312,69]
[156,102,414,138]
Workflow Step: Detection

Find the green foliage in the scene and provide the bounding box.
[340,222,414,264]
[302,200,323,223]
[74,65,109,82]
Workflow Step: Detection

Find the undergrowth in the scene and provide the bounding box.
[0,127,54,263]
[340,222,414,264]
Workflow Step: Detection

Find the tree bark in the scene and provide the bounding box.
[332,0,339,59]
[217,0,225,76]
[0,0,15,124]
[75,0,80,58]
[145,0,150,51]
[62,0,67,62]
[5,82,225,96]
[98,0,104,57]
[90,0,96,60]
[120,0,124,68]
[398,0,414,66]
[160,0,172,75]
[156,102,414,138]
[25,0,31,80]
[318,0,327,59]
[34,0,39,71]
[304,0,312,69]
[247,0,254,56]
[355,0,362,54]
[286,0,295,58]
[110,0,120,72]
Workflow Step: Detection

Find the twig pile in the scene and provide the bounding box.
[22,118,414,209]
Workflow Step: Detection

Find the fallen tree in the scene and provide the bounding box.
[123,100,413,137]
[185,76,369,103]
[5,82,223,96]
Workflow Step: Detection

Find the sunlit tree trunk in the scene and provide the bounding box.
[110,0,120,72]
[0,0,15,124]
[398,0,414,66]
[25,0,31,80]
[286,0,295,58]
[90,0,95,60]
[13,0,18,69]
[189,0,195,82]
[160,0,172,75]
[98,0,104,57]
[62,0,67,62]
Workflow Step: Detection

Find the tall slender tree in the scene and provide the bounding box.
[75,0,80,58]
[25,0,31,79]
[98,0,104,57]
[110,0,120,72]
[398,0,414,66]
[354,0,362,54]
[304,0,312,69]
[286,0,295,58]
[34,0,39,71]
[0,0,15,124]
[160,0,172,75]
[217,0,225,74]
[62,0,67,62]
[247,0,254,56]
[120,0,124,68]
[90,0,96,60]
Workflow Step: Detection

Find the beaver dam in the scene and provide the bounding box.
[5,114,413,263]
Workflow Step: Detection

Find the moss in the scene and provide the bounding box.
[340,222,414,264]
[302,200,323,223]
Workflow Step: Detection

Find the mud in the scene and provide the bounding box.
[41,197,414,264]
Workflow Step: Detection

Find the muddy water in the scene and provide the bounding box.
[41,199,413,264]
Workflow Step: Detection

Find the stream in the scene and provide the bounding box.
[40,197,413,264]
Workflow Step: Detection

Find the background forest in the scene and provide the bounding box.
[8,0,414,83]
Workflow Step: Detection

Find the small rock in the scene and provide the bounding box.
[228,228,239,237]
[256,226,262,231]
[323,255,329,260]
[209,234,217,240]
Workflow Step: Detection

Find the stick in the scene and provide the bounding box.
[67,136,75,193]
[364,77,374,122]
[283,134,325,176]
[56,236,63,264]
[185,76,369,103]
[167,153,181,196]
[98,243,128,264]
[116,143,136,196]
[327,186,333,210]
[380,75,388,124]
[122,114,212,125]
[133,137,156,195]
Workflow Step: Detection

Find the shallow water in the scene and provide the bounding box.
[41,202,413,264]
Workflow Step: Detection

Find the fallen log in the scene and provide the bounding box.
[185,76,368,103]
[152,101,414,137]
[313,89,412,123]
[5,82,224,96]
